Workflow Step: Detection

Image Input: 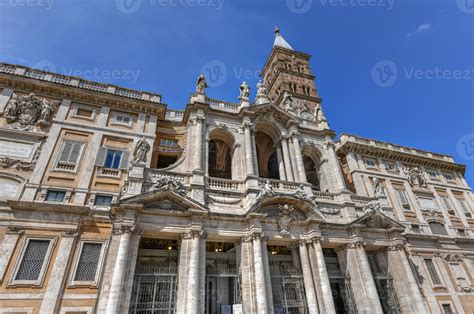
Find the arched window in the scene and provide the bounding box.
[255,130,280,180]
[208,139,232,179]
[303,155,320,191]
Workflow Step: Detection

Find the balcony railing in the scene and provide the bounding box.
[207,177,244,191]
[206,97,240,113]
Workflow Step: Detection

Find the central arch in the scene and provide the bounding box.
[207,128,235,179]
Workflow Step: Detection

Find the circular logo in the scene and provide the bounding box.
[456,0,474,14]
[456,133,474,160]
[286,0,312,14]
[200,60,227,88]
[371,60,398,87]
[116,0,142,14]
[32,60,57,73]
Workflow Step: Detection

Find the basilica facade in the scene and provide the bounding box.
[0,29,473,314]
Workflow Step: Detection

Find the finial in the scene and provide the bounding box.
[274,26,280,35]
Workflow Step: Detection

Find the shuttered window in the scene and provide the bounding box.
[440,196,455,215]
[457,198,472,218]
[395,189,410,209]
[56,141,84,171]
[96,147,129,170]
[419,197,438,211]
[424,258,442,285]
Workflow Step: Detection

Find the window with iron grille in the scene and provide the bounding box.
[94,194,113,206]
[45,190,66,202]
[15,239,51,281]
[73,242,103,282]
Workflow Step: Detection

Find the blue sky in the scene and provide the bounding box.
[1,0,473,184]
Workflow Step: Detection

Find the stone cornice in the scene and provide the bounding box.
[0,62,166,117]
[336,133,466,174]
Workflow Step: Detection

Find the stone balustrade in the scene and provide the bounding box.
[165,110,185,122]
[0,63,162,103]
[206,97,240,112]
[207,177,244,191]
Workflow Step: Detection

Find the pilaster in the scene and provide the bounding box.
[0,227,23,282]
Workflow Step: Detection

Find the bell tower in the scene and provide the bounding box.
[260,28,329,129]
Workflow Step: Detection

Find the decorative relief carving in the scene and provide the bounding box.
[404,166,427,188]
[294,184,319,209]
[2,93,57,131]
[112,224,136,235]
[371,177,384,197]
[207,194,242,205]
[143,199,186,211]
[323,139,335,150]
[255,179,275,203]
[132,137,151,164]
[182,229,204,240]
[363,200,383,215]
[0,150,39,171]
[152,175,187,195]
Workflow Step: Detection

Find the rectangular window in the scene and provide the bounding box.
[384,161,398,172]
[73,242,103,282]
[56,141,84,171]
[75,107,94,118]
[443,172,455,182]
[104,149,123,169]
[94,194,113,206]
[426,168,439,179]
[419,197,438,212]
[112,113,133,127]
[440,196,455,215]
[442,304,454,314]
[45,190,66,202]
[425,258,442,285]
[159,139,178,147]
[457,198,472,218]
[395,189,411,209]
[364,158,377,168]
[10,238,55,286]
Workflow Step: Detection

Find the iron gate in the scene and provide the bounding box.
[270,262,308,314]
[129,261,178,314]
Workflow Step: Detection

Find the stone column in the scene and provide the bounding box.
[323,141,346,191]
[193,115,205,172]
[281,136,294,181]
[261,238,274,313]
[290,245,301,272]
[299,241,319,314]
[275,144,287,181]
[240,237,256,313]
[290,130,307,183]
[106,226,133,314]
[176,230,203,314]
[309,239,336,314]
[120,233,142,313]
[341,242,383,313]
[252,233,268,313]
[40,232,77,314]
[287,134,300,182]
[387,245,427,313]
[243,120,255,177]
[0,227,21,282]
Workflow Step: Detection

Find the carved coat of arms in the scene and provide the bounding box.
[2,93,56,131]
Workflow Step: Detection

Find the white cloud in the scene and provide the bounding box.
[406,24,431,38]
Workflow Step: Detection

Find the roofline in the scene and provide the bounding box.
[0,62,163,104]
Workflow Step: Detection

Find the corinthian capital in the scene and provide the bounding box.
[347,241,364,249]
[182,229,204,240]
[242,120,253,129]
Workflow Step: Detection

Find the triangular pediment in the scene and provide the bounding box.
[248,193,326,222]
[252,103,299,125]
[351,210,404,230]
[120,189,208,213]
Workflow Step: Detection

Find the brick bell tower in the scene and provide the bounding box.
[260,27,329,130]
